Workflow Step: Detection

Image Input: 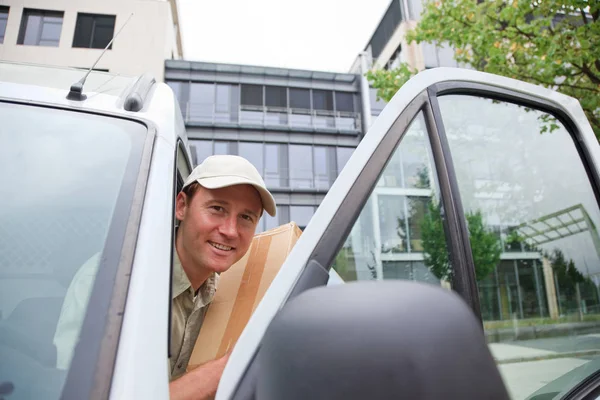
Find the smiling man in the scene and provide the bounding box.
[169,155,276,400]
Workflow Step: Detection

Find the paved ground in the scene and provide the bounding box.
[488,334,600,399]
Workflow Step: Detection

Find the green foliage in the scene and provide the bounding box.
[367,0,600,139]
[421,201,502,281]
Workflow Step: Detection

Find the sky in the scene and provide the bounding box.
[178,0,391,73]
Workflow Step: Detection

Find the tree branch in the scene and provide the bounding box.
[577,63,600,85]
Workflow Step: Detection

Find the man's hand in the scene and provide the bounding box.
[169,353,231,400]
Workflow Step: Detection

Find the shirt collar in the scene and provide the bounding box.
[172,251,219,304]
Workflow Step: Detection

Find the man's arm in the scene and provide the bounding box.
[169,353,230,400]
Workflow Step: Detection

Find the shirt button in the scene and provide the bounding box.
[178,363,183,368]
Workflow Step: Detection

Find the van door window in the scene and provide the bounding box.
[437,94,600,399]
[332,111,452,287]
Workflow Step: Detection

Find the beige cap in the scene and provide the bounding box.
[183,155,277,217]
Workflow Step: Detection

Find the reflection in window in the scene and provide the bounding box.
[215,84,237,123]
[193,140,213,165]
[438,94,600,399]
[331,112,450,286]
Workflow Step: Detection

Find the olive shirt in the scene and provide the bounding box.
[169,252,219,380]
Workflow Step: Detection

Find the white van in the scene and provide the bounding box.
[1,61,600,400]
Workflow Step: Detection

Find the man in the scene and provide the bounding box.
[168,155,276,399]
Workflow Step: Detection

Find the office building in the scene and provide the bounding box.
[0,0,182,80]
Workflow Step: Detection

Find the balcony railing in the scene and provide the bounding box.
[183,103,361,132]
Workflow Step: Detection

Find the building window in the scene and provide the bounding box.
[265,86,287,108]
[289,145,314,189]
[335,92,354,113]
[241,84,263,107]
[0,6,9,44]
[336,147,354,175]
[312,90,334,111]
[290,206,315,230]
[72,13,116,49]
[18,8,63,47]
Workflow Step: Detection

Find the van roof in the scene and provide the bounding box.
[0,61,137,98]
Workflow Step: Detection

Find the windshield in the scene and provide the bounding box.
[0,102,147,399]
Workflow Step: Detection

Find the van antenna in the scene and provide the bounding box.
[66,13,134,101]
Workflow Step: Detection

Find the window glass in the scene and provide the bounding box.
[335,92,354,113]
[265,144,285,187]
[0,102,145,399]
[289,88,310,109]
[19,9,63,47]
[241,84,263,107]
[213,142,230,155]
[313,146,331,190]
[312,90,334,111]
[369,87,387,114]
[239,142,263,176]
[289,145,313,189]
[336,147,354,175]
[438,94,600,399]
[215,84,237,123]
[189,83,214,122]
[0,6,8,44]
[290,206,315,230]
[191,140,213,165]
[265,86,287,108]
[72,13,115,49]
[331,112,450,286]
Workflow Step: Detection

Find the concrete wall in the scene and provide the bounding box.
[0,0,179,81]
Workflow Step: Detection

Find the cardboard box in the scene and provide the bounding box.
[187,222,303,370]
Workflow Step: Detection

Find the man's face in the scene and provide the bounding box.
[176,184,263,274]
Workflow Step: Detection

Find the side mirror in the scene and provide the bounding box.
[256,281,510,400]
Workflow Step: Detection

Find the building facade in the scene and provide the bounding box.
[0,0,182,81]
[164,60,368,232]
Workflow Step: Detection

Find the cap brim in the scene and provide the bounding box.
[194,176,277,217]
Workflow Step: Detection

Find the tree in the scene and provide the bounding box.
[420,201,502,281]
[367,0,600,139]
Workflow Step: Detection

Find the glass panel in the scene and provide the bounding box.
[335,92,354,113]
[167,81,183,105]
[22,14,42,45]
[336,116,356,130]
[241,84,263,107]
[336,147,353,175]
[0,102,145,399]
[191,140,213,165]
[264,144,284,187]
[312,90,333,111]
[264,111,287,126]
[215,84,236,123]
[438,94,600,399]
[91,18,115,49]
[213,142,230,155]
[39,19,62,46]
[72,14,93,48]
[0,7,8,44]
[265,86,286,108]
[289,88,310,110]
[290,206,315,230]
[313,146,330,190]
[289,111,311,128]
[189,83,214,122]
[239,142,263,176]
[289,145,313,189]
[331,112,451,287]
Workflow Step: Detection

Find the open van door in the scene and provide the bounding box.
[216,68,600,400]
